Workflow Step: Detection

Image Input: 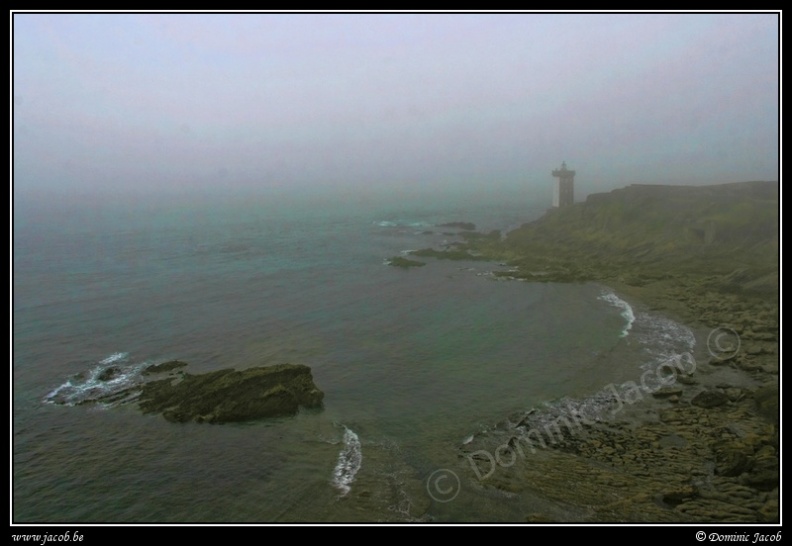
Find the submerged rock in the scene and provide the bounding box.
[387,256,426,268]
[97,366,122,382]
[137,363,324,424]
[142,360,188,375]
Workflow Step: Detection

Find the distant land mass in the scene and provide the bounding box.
[494,181,778,293]
[414,180,779,522]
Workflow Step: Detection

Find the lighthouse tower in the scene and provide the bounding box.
[551,161,575,208]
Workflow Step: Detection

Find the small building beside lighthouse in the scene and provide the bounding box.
[551,161,575,208]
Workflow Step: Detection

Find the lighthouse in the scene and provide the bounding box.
[551,161,575,208]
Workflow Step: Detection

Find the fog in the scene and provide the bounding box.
[12,13,779,202]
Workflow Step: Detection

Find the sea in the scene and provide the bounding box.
[12,187,698,523]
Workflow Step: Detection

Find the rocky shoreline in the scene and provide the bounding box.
[459,283,778,522]
[416,182,778,522]
[394,252,780,522]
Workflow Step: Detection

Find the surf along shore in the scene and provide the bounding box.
[414,181,779,522]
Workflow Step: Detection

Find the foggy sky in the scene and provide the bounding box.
[12,12,780,200]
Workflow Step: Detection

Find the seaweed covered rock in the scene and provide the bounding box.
[138,363,324,424]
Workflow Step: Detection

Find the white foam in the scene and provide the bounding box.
[598,290,635,337]
[374,220,431,228]
[470,300,699,452]
[331,427,362,496]
[44,353,144,407]
[632,312,696,371]
[99,352,128,365]
[637,312,695,351]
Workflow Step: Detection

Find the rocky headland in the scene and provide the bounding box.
[419,181,779,522]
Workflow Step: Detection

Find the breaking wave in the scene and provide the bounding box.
[598,290,636,337]
[43,352,145,407]
[331,426,362,496]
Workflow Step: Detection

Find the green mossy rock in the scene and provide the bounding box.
[138,363,324,424]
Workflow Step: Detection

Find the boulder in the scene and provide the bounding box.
[691,390,729,408]
[97,366,122,382]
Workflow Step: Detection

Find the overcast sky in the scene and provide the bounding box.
[12,12,779,199]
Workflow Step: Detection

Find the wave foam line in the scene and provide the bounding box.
[99,352,128,365]
[43,352,142,406]
[331,427,362,496]
[599,290,635,337]
[373,220,432,228]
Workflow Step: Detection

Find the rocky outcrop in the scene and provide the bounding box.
[48,360,325,424]
[137,363,324,424]
[142,360,188,375]
[386,256,426,268]
[410,246,487,261]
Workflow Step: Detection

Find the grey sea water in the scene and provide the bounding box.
[12,188,695,522]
